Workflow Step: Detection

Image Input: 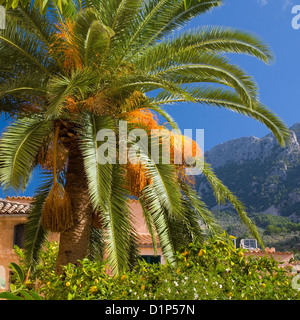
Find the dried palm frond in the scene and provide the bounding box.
[84,90,114,115]
[120,91,148,113]
[125,108,163,130]
[125,162,152,197]
[41,181,73,232]
[92,211,104,229]
[169,130,202,185]
[41,125,73,232]
[50,20,83,74]
[38,136,68,171]
[126,109,202,185]
[65,96,80,113]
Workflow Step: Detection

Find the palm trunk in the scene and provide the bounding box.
[55,140,93,274]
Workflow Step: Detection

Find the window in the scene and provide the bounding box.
[140,255,161,264]
[13,224,25,249]
[240,239,258,250]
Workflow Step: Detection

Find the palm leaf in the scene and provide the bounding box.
[129,133,183,219]
[23,172,54,268]
[0,116,52,191]
[202,162,264,248]
[139,184,176,263]
[119,0,223,63]
[180,181,222,236]
[46,69,96,118]
[73,8,115,66]
[79,113,113,213]
[103,164,136,274]
[141,26,273,66]
[0,22,52,75]
[106,0,142,34]
[88,226,105,262]
[154,86,291,147]
[7,5,64,73]
[138,197,158,256]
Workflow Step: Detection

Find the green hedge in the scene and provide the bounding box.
[5,234,300,300]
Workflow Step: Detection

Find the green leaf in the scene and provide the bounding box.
[9,283,16,292]
[27,290,43,300]
[184,0,191,10]
[23,173,54,268]
[103,165,136,274]
[79,114,113,213]
[9,262,25,283]
[19,290,35,300]
[46,69,96,119]
[202,162,264,249]
[11,0,19,9]
[0,292,23,300]
[0,116,52,192]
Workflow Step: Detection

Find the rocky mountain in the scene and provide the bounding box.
[196,123,300,222]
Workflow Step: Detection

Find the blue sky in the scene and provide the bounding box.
[0,0,299,197]
[165,0,300,149]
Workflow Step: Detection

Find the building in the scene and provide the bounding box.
[0,197,162,291]
[1,197,298,292]
[0,196,32,291]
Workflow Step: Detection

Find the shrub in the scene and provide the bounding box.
[6,234,300,300]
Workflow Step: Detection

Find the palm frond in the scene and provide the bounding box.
[180,182,222,236]
[0,116,52,191]
[143,0,223,48]
[79,113,113,213]
[165,197,206,251]
[103,164,137,274]
[138,197,158,256]
[46,69,96,118]
[0,22,53,75]
[114,73,195,102]
[7,5,64,73]
[118,0,223,63]
[139,184,176,263]
[88,226,105,262]
[73,8,115,66]
[23,172,54,268]
[154,86,291,147]
[139,26,273,67]
[0,73,47,101]
[105,0,142,34]
[202,162,264,248]
[147,104,179,130]
[129,134,183,219]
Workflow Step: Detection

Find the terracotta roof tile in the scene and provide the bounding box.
[0,199,31,215]
[6,196,32,201]
[245,249,294,255]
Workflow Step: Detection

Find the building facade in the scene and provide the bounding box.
[0,196,32,290]
[0,197,162,291]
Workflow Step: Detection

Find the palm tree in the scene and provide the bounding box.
[0,0,290,274]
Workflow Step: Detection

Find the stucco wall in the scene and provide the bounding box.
[0,215,27,291]
[0,214,60,291]
[0,201,163,291]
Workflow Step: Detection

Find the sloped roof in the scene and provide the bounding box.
[0,196,32,215]
[245,247,294,255]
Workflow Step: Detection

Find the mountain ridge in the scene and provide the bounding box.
[197,123,300,222]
